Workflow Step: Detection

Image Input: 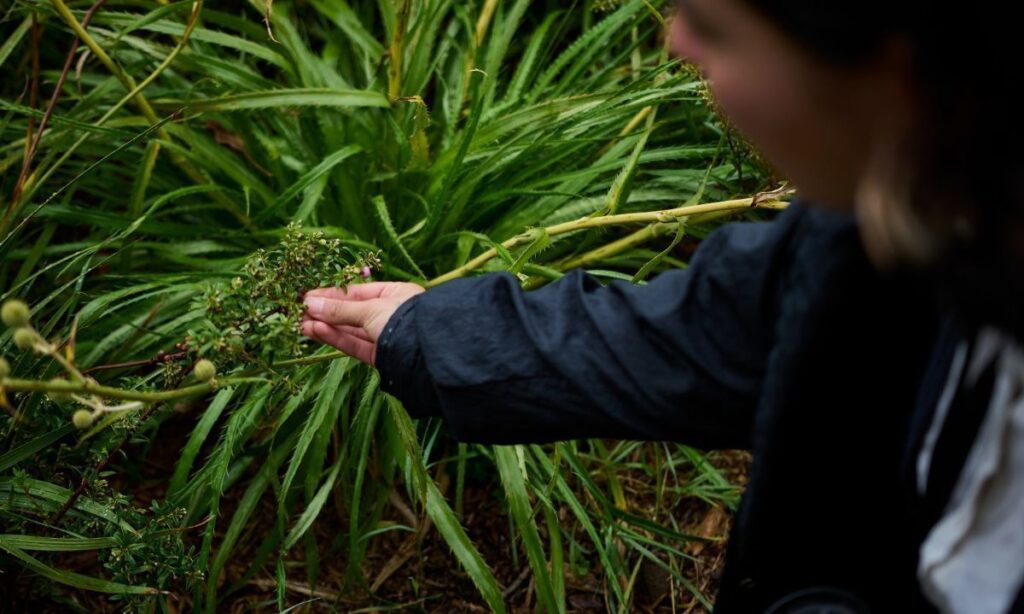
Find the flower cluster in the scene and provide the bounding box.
[190,223,381,367]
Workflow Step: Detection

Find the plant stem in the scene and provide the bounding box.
[40,0,252,229]
[49,0,160,127]
[49,346,85,383]
[547,203,784,279]
[0,352,348,401]
[426,196,787,287]
[3,0,107,227]
[387,0,410,101]
[475,0,499,45]
[3,377,220,402]
[554,222,668,272]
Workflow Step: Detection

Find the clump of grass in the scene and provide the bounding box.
[0,0,775,610]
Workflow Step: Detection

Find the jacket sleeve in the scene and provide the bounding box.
[376,203,808,449]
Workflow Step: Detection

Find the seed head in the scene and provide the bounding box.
[13,328,36,351]
[193,359,217,382]
[72,409,94,429]
[1,300,30,328]
[0,357,9,378]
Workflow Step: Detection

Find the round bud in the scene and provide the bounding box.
[0,357,9,378]
[72,409,94,429]
[13,328,36,351]
[361,266,372,279]
[1,300,30,328]
[193,359,216,382]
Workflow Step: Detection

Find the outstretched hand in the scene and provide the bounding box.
[301,282,425,365]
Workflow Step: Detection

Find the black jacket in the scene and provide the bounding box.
[376,201,1020,612]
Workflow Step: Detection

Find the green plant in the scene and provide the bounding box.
[194,223,381,369]
[1,0,780,611]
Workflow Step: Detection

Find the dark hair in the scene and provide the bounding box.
[744,2,1024,337]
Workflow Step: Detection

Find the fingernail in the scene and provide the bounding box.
[304,297,325,316]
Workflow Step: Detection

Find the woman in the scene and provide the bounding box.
[301,1,1023,611]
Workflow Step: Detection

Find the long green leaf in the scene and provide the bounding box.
[371,195,424,278]
[0,16,31,70]
[387,397,506,613]
[0,425,75,472]
[0,543,157,594]
[260,145,362,221]
[0,478,135,532]
[0,535,117,552]
[279,359,348,514]
[176,88,390,112]
[283,455,342,550]
[494,446,561,612]
[169,387,236,495]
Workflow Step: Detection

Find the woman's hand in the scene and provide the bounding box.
[301,282,425,365]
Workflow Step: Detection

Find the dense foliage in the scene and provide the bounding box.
[0,0,780,610]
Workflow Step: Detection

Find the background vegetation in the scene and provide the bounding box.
[0,0,780,610]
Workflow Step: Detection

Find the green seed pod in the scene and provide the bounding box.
[193,359,216,382]
[1,300,30,328]
[13,328,36,351]
[72,409,94,429]
[226,335,244,352]
[0,357,9,378]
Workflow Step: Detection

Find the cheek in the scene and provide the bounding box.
[704,60,797,157]
[707,63,869,206]
[668,16,707,68]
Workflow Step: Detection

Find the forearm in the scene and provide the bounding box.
[376,204,809,447]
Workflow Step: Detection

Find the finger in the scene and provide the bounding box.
[303,295,376,326]
[301,320,375,364]
[300,316,374,343]
[304,283,392,302]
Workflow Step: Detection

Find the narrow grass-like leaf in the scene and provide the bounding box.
[206,429,301,611]
[604,110,656,215]
[0,17,31,70]
[283,455,342,550]
[371,195,425,278]
[176,88,390,112]
[169,387,236,496]
[387,397,506,613]
[0,535,117,551]
[0,543,157,594]
[279,359,348,515]
[509,227,552,276]
[0,478,135,532]
[0,426,75,472]
[494,446,561,612]
[346,373,382,579]
[259,145,361,221]
[631,221,684,283]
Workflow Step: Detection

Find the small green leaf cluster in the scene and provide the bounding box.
[191,224,381,365]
